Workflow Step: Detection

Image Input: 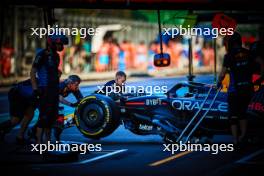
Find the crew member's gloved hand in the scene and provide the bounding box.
[33,88,42,100]
[109,92,122,101]
[70,102,79,107]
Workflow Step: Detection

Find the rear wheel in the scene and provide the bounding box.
[74,95,120,139]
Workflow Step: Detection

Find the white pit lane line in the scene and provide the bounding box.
[30,140,128,167]
[77,149,128,165]
[235,149,264,165]
[34,149,128,167]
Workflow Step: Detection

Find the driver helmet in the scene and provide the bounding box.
[67,75,81,84]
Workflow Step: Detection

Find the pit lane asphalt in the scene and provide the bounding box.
[0,75,263,176]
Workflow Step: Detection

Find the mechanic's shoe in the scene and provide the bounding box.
[16,137,26,145]
[27,128,37,140]
[53,128,62,142]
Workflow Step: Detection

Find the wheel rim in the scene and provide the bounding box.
[82,103,105,130]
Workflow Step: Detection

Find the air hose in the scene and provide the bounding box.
[176,86,221,143]
[183,88,221,143]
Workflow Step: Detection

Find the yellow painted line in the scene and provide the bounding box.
[149,151,192,167]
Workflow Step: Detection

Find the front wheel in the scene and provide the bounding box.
[74,95,120,139]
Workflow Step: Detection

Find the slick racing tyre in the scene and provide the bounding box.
[74,94,120,139]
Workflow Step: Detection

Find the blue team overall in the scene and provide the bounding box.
[33,49,60,129]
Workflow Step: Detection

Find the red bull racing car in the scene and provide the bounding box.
[73,81,264,143]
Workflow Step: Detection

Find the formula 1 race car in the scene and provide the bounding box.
[73,82,264,143]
